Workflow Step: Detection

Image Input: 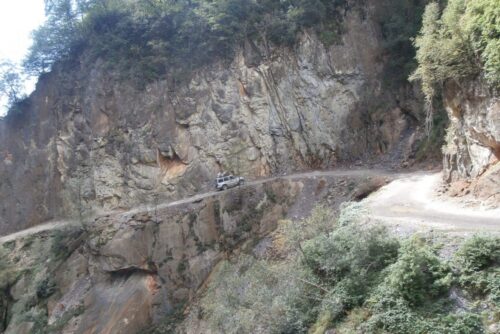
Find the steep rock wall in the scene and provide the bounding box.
[442,80,499,203]
[0,5,423,235]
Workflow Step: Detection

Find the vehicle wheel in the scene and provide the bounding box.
[239,179,245,185]
[222,185,228,190]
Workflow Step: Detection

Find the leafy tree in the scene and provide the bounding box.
[410,2,443,103]
[22,0,356,83]
[411,0,498,105]
[0,61,25,109]
[24,0,81,74]
[463,0,500,86]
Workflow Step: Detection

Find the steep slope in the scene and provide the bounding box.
[0,4,425,235]
[0,172,386,334]
[442,80,500,205]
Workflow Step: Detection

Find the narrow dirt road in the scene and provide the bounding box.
[1,169,498,244]
[0,219,81,244]
[123,168,393,216]
[364,172,500,235]
[0,168,387,244]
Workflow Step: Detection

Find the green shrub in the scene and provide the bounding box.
[201,256,318,334]
[0,247,19,290]
[299,223,399,323]
[364,299,484,334]
[363,295,424,333]
[411,0,499,105]
[276,205,336,254]
[454,235,500,300]
[302,224,399,286]
[384,237,452,306]
[441,313,485,334]
[35,277,56,299]
[455,235,499,274]
[337,202,367,227]
[362,236,492,333]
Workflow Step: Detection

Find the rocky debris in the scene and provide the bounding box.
[440,163,500,209]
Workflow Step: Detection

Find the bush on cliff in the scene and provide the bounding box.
[0,246,18,290]
[454,235,500,303]
[411,0,500,103]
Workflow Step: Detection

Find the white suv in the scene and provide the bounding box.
[215,175,245,190]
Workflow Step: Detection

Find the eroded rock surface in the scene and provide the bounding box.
[0,175,383,334]
[442,81,499,203]
[0,5,423,235]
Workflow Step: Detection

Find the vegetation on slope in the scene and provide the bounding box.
[25,0,352,84]
[0,228,85,333]
[182,204,500,333]
[1,0,430,114]
[411,0,500,104]
[23,0,426,85]
[375,0,428,86]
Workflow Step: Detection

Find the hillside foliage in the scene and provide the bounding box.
[0,0,432,112]
[193,205,500,333]
[20,0,435,87]
[375,0,428,85]
[24,0,352,85]
[411,0,500,103]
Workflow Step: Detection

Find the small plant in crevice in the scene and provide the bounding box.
[47,304,85,332]
[35,277,57,300]
[0,247,19,290]
[50,230,72,262]
[264,187,277,204]
[177,259,188,275]
[195,240,207,254]
[144,302,186,334]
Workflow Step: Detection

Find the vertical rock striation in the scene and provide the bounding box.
[0,6,423,235]
[442,80,499,203]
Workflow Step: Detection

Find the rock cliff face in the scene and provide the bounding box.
[442,80,499,203]
[0,174,384,334]
[0,5,423,235]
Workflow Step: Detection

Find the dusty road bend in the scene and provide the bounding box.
[1,169,499,243]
